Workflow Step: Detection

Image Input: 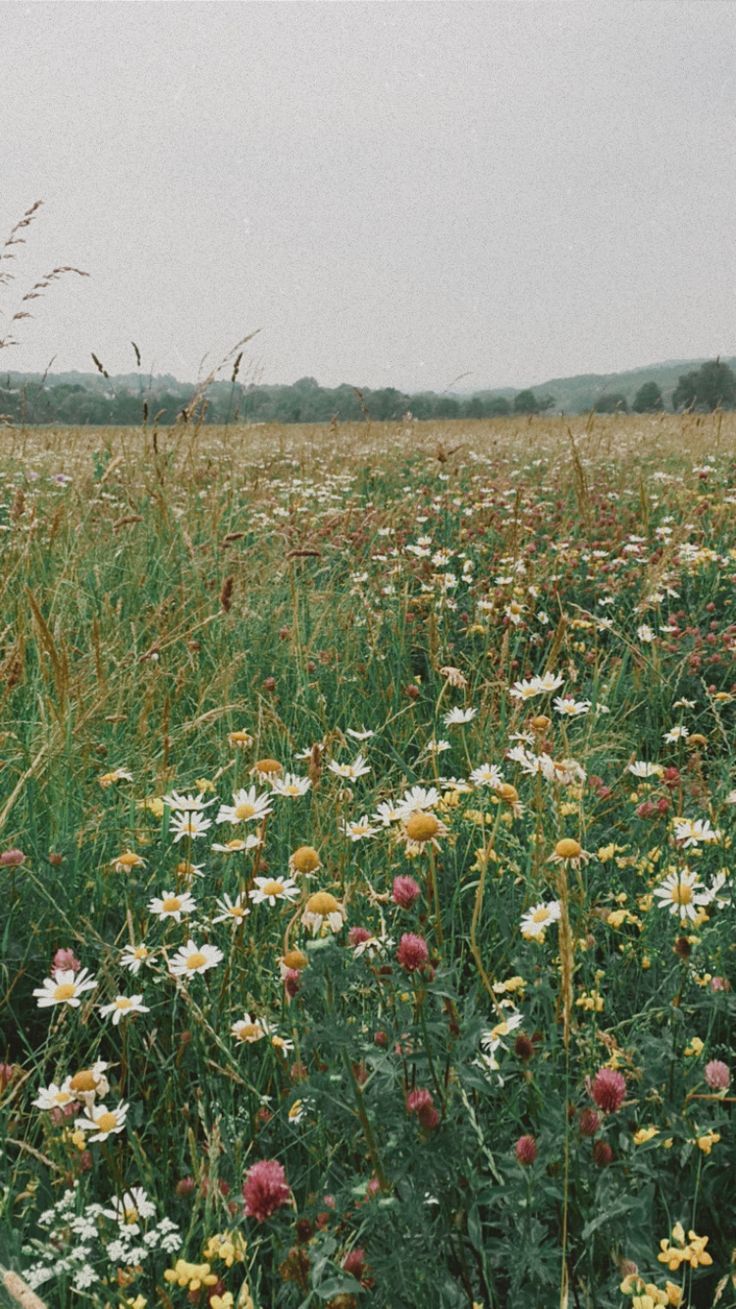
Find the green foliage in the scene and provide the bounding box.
[0,418,735,1308]
[633,381,664,413]
[673,359,736,412]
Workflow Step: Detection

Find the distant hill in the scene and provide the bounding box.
[522,358,736,413]
[0,356,734,424]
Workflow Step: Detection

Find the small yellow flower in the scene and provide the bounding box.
[695,1130,720,1155]
[633,1126,659,1145]
[684,1036,704,1057]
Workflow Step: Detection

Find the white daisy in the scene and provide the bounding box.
[169,811,213,841]
[653,869,711,920]
[212,892,250,926]
[249,876,300,907]
[162,790,215,812]
[270,772,312,797]
[673,817,720,847]
[340,815,379,841]
[231,1013,271,1043]
[628,761,664,778]
[33,968,97,1009]
[74,1101,128,1142]
[470,763,503,789]
[103,1187,156,1226]
[98,995,150,1026]
[372,800,403,826]
[553,696,591,717]
[327,755,371,782]
[396,785,440,816]
[215,786,273,825]
[120,943,152,975]
[211,834,262,853]
[168,940,224,977]
[663,725,689,744]
[148,890,197,922]
[443,706,478,726]
[520,901,561,940]
[346,727,375,740]
[34,1080,75,1111]
[302,891,346,936]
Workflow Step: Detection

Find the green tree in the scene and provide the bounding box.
[593,392,629,414]
[673,359,736,411]
[633,381,663,413]
[513,389,539,414]
[486,395,511,417]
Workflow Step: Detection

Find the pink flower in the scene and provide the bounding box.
[0,848,25,867]
[578,1108,601,1137]
[705,1059,730,1091]
[406,1087,439,1130]
[243,1159,290,1222]
[710,976,731,992]
[348,926,372,948]
[392,875,421,909]
[343,1247,368,1279]
[515,1134,537,1165]
[396,933,429,973]
[590,1068,626,1113]
[51,948,81,977]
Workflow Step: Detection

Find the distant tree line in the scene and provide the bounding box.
[1,358,734,426]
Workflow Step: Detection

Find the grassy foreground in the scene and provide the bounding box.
[0,412,735,1309]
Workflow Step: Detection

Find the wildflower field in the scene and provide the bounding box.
[1,412,735,1309]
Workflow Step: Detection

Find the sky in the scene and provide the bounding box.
[2,0,735,392]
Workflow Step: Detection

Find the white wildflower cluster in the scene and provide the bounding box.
[22,1184,180,1292]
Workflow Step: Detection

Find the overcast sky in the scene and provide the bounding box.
[2,1,735,391]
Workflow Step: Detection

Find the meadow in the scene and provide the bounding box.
[0,411,734,1309]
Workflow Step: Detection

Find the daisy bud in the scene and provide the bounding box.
[515,1134,537,1166]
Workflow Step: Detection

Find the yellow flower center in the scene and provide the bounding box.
[555,838,582,860]
[253,758,281,775]
[671,882,693,906]
[497,783,519,804]
[228,904,246,918]
[260,880,285,897]
[115,997,133,1010]
[282,948,308,971]
[133,946,148,959]
[405,812,440,841]
[117,852,141,868]
[234,802,257,820]
[53,982,77,1001]
[54,1090,71,1104]
[532,907,550,923]
[306,891,340,916]
[186,952,207,970]
[96,1111,118,1133]
[235,1023,262,1041]
[290,845,320,873]
[70,1070,96,1092]
[162,896,182,912]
